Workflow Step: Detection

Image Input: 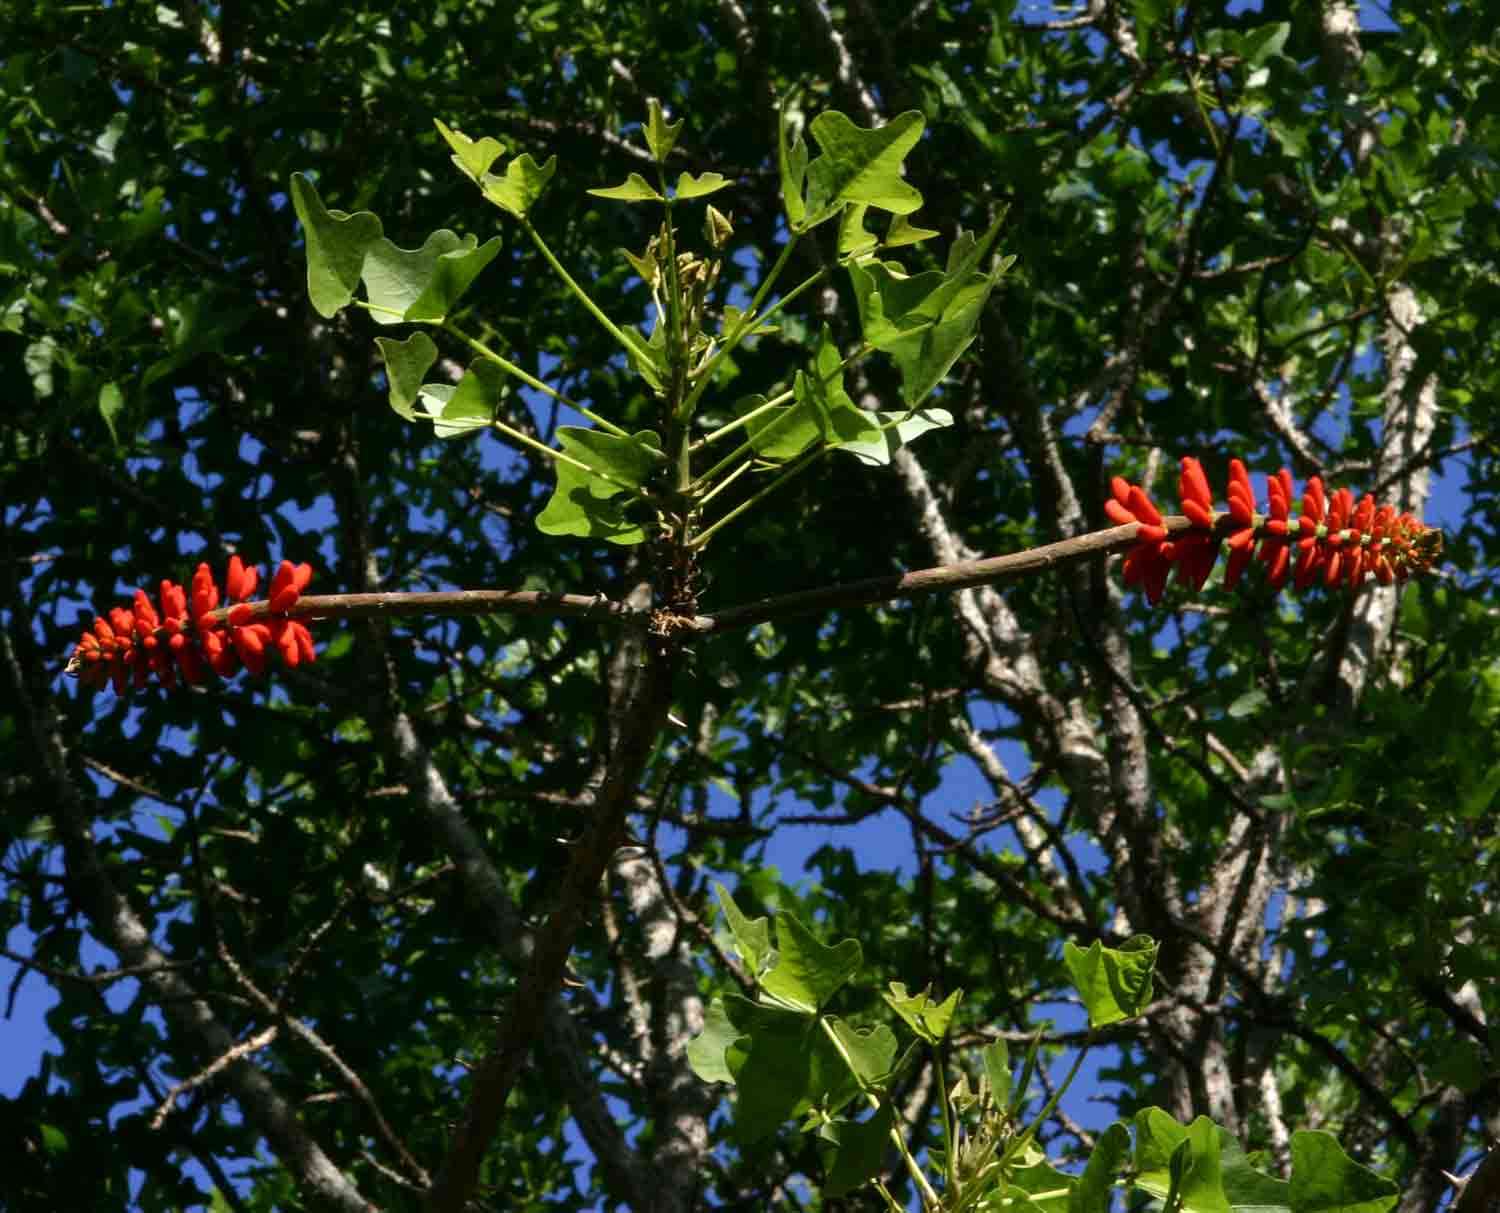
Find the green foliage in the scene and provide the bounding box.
[293,101,989,548]
[4,3,1496,1210]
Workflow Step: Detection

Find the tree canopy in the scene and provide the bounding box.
[2,2,1496,1211]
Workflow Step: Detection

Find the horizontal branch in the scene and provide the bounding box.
[199,588,650,628]
[684,520,1187,634]
[195,520,1193,639]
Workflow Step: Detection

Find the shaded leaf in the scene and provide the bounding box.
[375,332,439,421]
[289,172,382,318]
[360,230,501,325]
[1071,1121,1131,1213]
[535,426,661,544]
[1289,1132,1397,1213]
[819,1103,895,1198]
[686,996,742,1085]
[416,359,506,438]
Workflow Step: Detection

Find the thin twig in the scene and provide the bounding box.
[150,1027,279,1129]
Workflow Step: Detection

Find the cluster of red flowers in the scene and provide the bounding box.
[67,558,316,693]
[1106,457,1441,604]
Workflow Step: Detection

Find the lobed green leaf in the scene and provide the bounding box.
[1063,934,1157,1028]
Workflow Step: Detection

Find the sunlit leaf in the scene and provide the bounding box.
[481,153,558,219]
[587,173,664,203]
[434,119,505,182]
[803,109,925,227]
[1063,935,1157,1027]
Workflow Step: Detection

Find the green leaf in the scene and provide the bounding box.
[826,1016,898,1085]
[759,910,861,1013]
[674,170,730,200]
[535,426,661,544]
[837,203,878,258]
[835,407,953,467]
[1289,1131,1397,1213]
[1009,1158,1077,1213]
[375,332,439,421]
[481,153,558,219]
[587,173,665,203]
[620,325,668,392]
[803,109,925,227]
[289,172,383,318]
[883,982,962,1043]
[982,1038,1011,1107]
[360,230,501,325]
[644,98,682,162]
[97,381,125,444]
[1238,22,1291,67]
[718,993,838,1140]
[778,101,808,228]
[1071,1121,1131,1213]
[1229,689,1269,719]
[847,215,1011,404]
[715,882,774,977]
[687,996,742,1084]
[819,1103,895,1197]
[793,326,883,453]
[416,359,506,438]
[433,119,505,182]
[1221,1133,1292,1213]
[736,393,820,461]
[885,212,939,248]
[1063,935,1157,1027]
[1133,1109,1231,1213]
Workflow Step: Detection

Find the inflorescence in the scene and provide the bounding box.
[67,558,316,693]
[1106,457,1441,604]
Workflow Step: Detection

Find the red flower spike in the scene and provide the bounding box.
[67,557,320,694]
[1106,461,1437,604]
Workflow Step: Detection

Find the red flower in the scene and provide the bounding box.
[1107,460,1439,603]
[1222,459,1257,590]
[67,557,318,694]
[1106,475,1174,603]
